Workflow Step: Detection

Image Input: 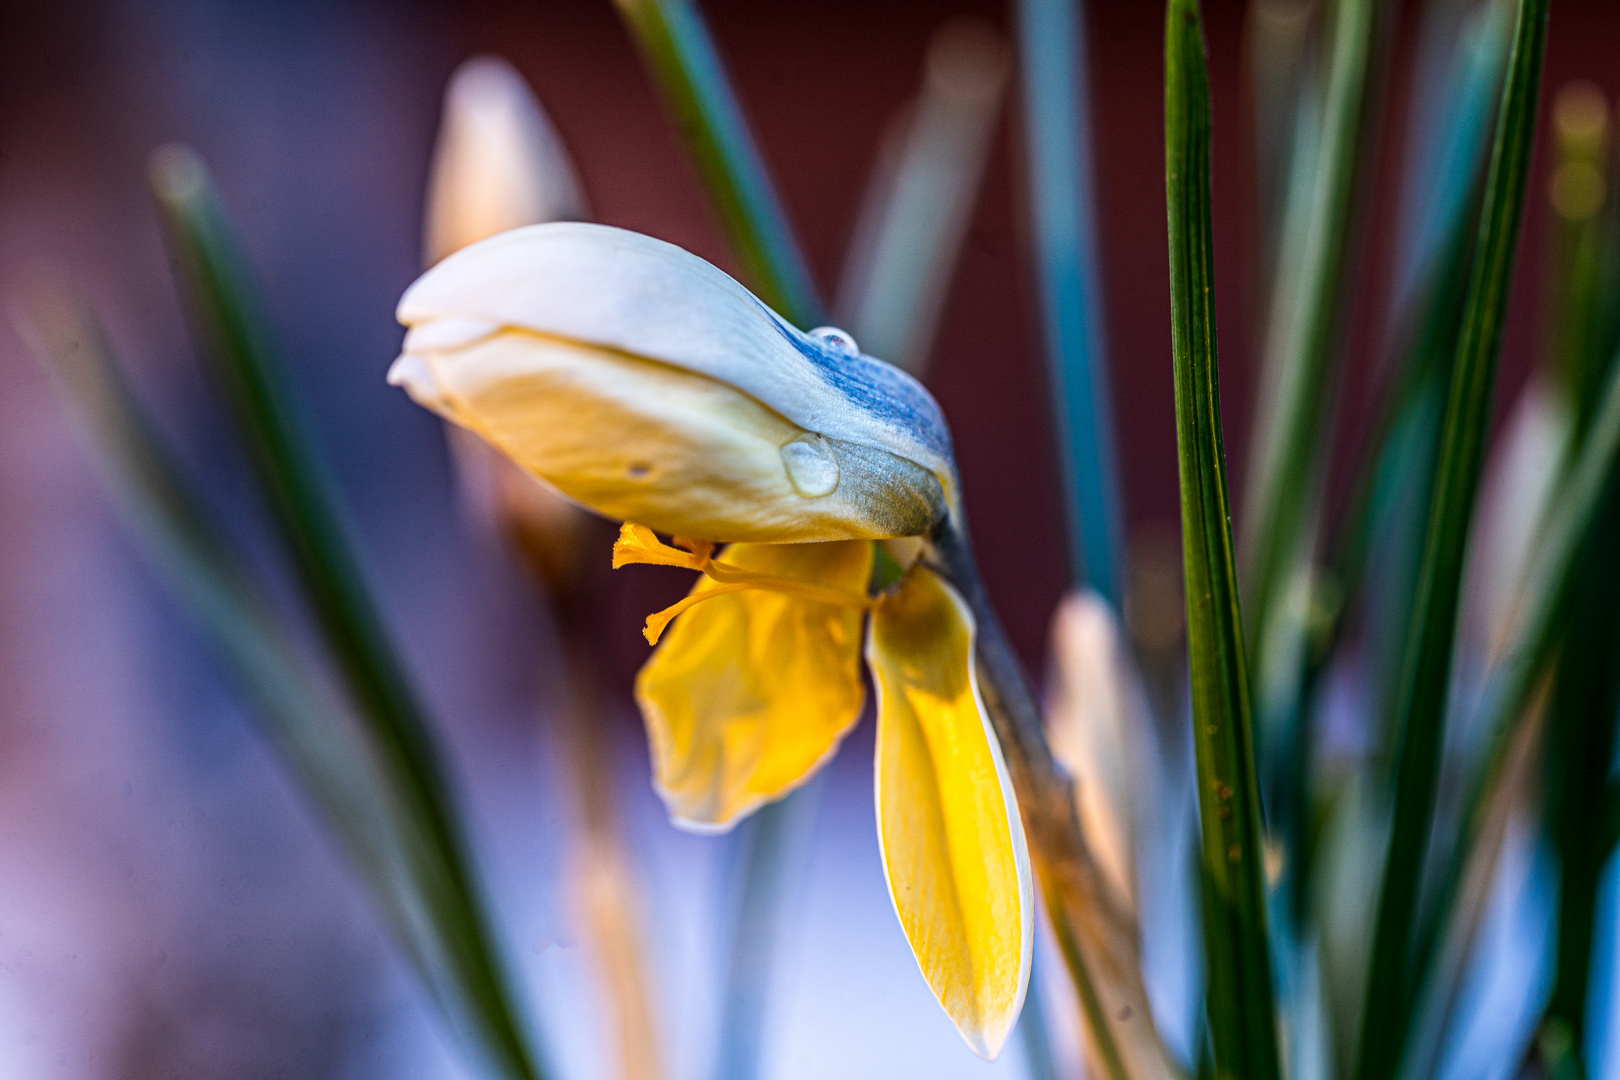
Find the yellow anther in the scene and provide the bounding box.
[612,522,706,570]
[614,522,873,644]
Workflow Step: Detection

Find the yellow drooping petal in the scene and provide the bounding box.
[867,567,1032,1059]
[613,523,871,643]
[634,541,874,830]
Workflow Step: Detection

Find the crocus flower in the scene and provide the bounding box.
[389,221,1032,1056]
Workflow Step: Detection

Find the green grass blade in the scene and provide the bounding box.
[1601,784,1620,859]
[19,296,394,862]
[1241,0,1378,689]
[1313,0,1508,679]
[17,292,494,1034]
[1165,4,1281,1077]
[1353,0,1549,1074]
[611,0,822,327]
[1236,0,1380,953]
[1015,0,1125,601]
[1405,334,1620,1075]
[148,147,547,1080]
[1536,89,1618,1067]
[835,17,1008,376]
[1547,83,1614,437]
[1540,481,1620,1071]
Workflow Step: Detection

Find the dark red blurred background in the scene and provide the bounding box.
[4,0,1618,669]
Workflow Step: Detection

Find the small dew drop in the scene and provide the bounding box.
[809,326,859,356]
[626,462,653,479]
[780,435,840,497]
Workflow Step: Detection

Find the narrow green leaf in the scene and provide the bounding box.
[1411,328,1620,993]
[1546,83,1614,437]
[836,17,1008,377]
[1404,343,1620,1080]
[148,147,547,1080]
[1539,492,1620,1069]
[18,292,520,1057]
[1310,0,1508,698]
[1536,88,1619,1065]
[1354,0,1549,1075]
[1015,0,1125,601]
[1241,0,1378,692]
[611,0,822,327]
[1236,0,1381,951]
[1164,4,1281,1078]
[1601,783,1620,860]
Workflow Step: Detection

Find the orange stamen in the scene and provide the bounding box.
[613,522,874,644]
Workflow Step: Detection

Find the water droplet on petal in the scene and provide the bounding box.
[780,435,840,497]
[809,326,859,356]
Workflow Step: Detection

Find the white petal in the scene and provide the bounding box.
[397,222,956,495]
[394,330,944,542]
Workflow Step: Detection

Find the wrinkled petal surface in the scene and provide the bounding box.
[868,568,1032,1059]
[397,222,957,494]
[634,541,873,830]
[391,331,943,542]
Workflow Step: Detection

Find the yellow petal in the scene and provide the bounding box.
[634,541,874,830]
[867,567,1032,1059]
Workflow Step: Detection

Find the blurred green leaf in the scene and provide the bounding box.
[612,0,822,328]
[1354,0,1549,1074]
[148,146,548,1080]
[837,16,1008,378]
[1241,0,1377,717]
[1405,343,1620,1079]
[1237,0,1381,952]
[1535,88,1620,1070]
[18,296,405,895]
[1015,0,1124,601]
[1406,344,1620,1080]
[1165,3,1281,1077]
[1602,784,1620,858]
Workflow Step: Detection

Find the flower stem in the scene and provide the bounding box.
[930,524,1181,1080]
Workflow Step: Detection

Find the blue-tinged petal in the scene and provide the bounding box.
[395,222,957,498]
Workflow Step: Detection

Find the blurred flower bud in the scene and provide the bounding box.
[425,55,596,594]
[426,56,586,264]
[1045,588,1142,908]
